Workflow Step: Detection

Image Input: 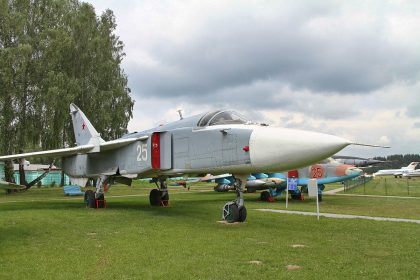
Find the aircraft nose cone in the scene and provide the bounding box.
[346,167,363,176]
[249,127,351,172]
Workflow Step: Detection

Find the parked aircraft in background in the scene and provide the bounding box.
[373,162,419,178]
[0,104,381,222]
[332,155,385,167]
[214,158,363,201]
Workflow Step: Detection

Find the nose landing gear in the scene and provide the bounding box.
[222,176,247,223]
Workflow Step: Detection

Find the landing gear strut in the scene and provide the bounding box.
[85,175,109,208]
[222,177,247,223]
[149,177,169,207]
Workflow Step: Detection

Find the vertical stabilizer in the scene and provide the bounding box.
[70,104,104,150]
[406,162,419,170]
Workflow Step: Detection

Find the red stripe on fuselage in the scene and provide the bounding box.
[151,133,161,169]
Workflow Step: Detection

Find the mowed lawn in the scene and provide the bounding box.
[1,182,419,280]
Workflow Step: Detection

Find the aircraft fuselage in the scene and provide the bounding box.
[64,123,351,179]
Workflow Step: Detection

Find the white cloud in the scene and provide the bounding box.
[86,0,420,157]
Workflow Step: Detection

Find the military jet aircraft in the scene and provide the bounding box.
[0,104,378,222]
[213,158,363,201]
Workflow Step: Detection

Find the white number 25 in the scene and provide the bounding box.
[137,144,148,161]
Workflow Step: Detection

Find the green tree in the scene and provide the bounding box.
[0,0,133,181]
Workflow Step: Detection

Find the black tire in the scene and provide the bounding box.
[238,206,247,222]
[318,194,323,202]
[84,190,96,208]
[319,184,325,191]
[291,193,300,200]
[223,203,239,223]
[150,189,162,206]
[260,191,270,201]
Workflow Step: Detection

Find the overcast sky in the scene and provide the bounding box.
[85,0,420,157]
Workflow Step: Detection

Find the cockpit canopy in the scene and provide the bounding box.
[197,110,249,127]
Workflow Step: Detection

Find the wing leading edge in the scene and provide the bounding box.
[0,136,149,161]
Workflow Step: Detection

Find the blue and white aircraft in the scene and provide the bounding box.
[214,158,363,201]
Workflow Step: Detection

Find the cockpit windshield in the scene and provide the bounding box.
[197,110,248,127]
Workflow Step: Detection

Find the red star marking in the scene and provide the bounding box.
[82,122,86,130]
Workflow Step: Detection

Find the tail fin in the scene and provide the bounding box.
[406,162,419,170]
[70,104,104,149]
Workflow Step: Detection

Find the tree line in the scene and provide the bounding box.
[0,0,133,160]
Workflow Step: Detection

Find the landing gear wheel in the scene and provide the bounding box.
[222,202,239,223]
[150,189,162,206]
[318,194,323,202]
[238,206,247,222]
[260,191,270,201]
[84,190,96,208]
[291,192,302,200]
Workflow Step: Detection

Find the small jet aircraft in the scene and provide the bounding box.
[0,104,380,222]
[332,155,385,167]
[373,162,419,178]
[213,158,363,201]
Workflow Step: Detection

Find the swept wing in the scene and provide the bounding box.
[0,136,148,161]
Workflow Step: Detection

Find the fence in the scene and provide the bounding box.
[343,176,420,197]
[343,175,373,192]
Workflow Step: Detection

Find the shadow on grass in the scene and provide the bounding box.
[0,195,230,222]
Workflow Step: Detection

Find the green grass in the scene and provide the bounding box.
[1,182,419,280]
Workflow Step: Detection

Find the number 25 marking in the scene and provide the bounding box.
[137,144,148,161]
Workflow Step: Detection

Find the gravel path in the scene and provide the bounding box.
[255,209,420,224]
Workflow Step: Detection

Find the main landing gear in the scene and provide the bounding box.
[149,178,169,207]
[222,177,247,223]
[85,176,109,208]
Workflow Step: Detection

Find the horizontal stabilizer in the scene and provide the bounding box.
[0,180,26,190]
